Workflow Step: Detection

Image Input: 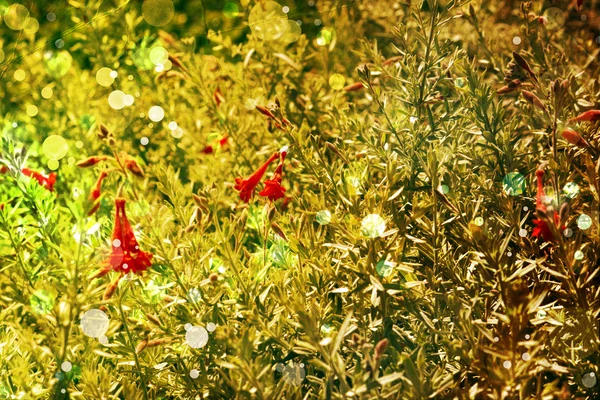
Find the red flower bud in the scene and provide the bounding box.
[168,54,187,72]
[255,105,276,119]
[77,155,108,168]
[88,171,109,216]
[569,110,600,123]
[125,159,145,178]
[561,129,589,147]
[522,90,547,112]
[343,82,366,92]
[382,55,403,66]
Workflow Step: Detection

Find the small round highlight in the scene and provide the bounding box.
[148,105,165,122]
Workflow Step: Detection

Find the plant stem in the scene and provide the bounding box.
[117,286,150,400]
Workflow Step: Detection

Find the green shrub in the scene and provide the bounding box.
[1,0,599,398]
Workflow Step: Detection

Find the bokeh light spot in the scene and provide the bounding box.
[148,105,165,122]
[543,7,565,31]
[30,290,55,314]
[149,46,168,65]
[80,309,110,338]
[185,326,209,348]
[44,51,72,78]
[582,372,597,388]
[502,172,525,196]
[248,1,288,41]
[142,0,174,27]
[47,159,59,170]
[563,182,579,199]
[519,228,527,237]
[41,86,53,99]
[43,135,68,160]
[96,67,115,87]
[376,259,394,277]
[279,20,302,44]
[223,2,239,18]
[61,361,72,372]
[108,90,127,110]
[23,17,39,34]
[3,4,29,30]
[315,210,332,225]
[329,73,345,90]
[361,214,386,238]
[26,105,38,117]
[14,69,26,81]
[577,214,592,230]
[316,29,333,46]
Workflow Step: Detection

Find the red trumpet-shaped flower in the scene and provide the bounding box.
[96,198,153,277]
[88,171,109,216]
[532,168,561,243]
[21,168,57,192]
[259,150,287,201]
[234,151,280,203]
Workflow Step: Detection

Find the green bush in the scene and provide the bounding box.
[1,0,599,398]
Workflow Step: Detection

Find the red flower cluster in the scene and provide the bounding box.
[95,198,153,278]
[234,147,288,203]
[259,151,287,201]
[532,168,562,243]
[21,168,57,192]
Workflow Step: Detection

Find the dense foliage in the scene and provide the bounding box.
[1,0,600,398]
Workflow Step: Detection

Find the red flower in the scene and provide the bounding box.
[96,198,153,277]
[21,168,57,192]
[532,168,562,243]
[88,171,109,216]
[234,151,279,203]
[569,110,600,123]
[259,151,287,201]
